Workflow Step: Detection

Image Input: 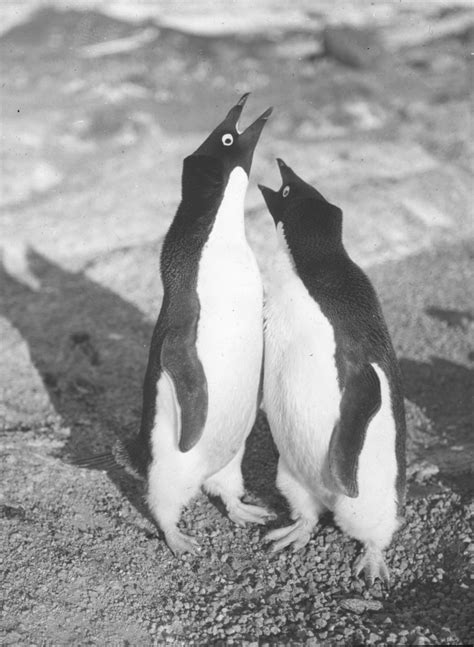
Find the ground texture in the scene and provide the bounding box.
[1,3,473,645]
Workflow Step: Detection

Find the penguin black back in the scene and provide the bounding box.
[259,159,406,508]
[136,95,273,471]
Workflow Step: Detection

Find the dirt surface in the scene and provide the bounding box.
[1,3,473,645]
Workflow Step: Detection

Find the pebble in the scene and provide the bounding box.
[340,598,383,614]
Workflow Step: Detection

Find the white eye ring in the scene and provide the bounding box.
[222,133,234,146]
[282,185,290,197]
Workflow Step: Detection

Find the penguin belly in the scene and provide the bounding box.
[263,242,400,577]
[263,249,340,502]
[195,236,263,475]
[150,244,262,473]
[146,168,266,553]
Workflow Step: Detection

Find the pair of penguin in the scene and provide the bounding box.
[98,94,406,584]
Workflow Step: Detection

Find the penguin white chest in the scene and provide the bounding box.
[195,168,263,457]
[263,227,340,481]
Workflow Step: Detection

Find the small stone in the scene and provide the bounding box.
[2,633,22,645]
[365,600,384,611]
[313,618,327,630]
[340,598,383,614]
[412,637,430,646]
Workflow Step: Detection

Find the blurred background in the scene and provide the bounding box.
[1,0,473,496]
[1,0,472,514]
[1,2,473,645]
[1,0,472,282]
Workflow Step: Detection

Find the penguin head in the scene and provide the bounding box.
[189,93,273,178]
[259,159,343,260]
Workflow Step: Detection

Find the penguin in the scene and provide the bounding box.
[100,93,274,555]
[258,159,406,584]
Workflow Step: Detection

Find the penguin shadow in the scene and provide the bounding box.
[399,308,474,498]
[0,249,154,523]
[242,414,337,532]
[386,578,472,639]
[203,413,285,525]
[0,249,283,531]
[383,542,471,641]
[241,410,285,516]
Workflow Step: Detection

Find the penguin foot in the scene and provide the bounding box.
[165,530,200,556]
[264,518,313,552]
[353,547,390,586]
[227,500,274,527]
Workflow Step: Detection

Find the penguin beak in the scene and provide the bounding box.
[191,93,273,174]
[237,105,273,174]
[192,92,251,158]
[276,157,296,184]
[224,92,250,130]
[240,106,273,140]
[258,183,280,224]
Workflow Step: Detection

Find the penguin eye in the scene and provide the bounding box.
[282,186,290,197]
[222,133,234,146]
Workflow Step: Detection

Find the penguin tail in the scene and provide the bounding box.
[71,439,147,481]
[71,451,117,471]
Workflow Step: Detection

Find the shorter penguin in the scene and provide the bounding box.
[258,160,406,584]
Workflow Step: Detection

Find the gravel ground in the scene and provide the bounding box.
[2,241,473,645]
[1,3,473,645]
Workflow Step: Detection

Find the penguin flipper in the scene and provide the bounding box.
[328,364,381,498]
[161,328,208,453]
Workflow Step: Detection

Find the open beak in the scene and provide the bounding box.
[258,183,280,222]
[225,92,273,140]
[238,104,273,174]
[239,105,273,145]
[224,92,250,131]
[192,93,273,174]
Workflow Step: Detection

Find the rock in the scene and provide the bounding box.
[340,598,383,614]
[407,460,440,483]
[323,25,385,68]
[0,504,26,520]
[2,632,22,645]
[386,11,474,50]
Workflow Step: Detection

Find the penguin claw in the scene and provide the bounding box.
[227,501,274,527]
[165,530,200,556]
[353,547,390,586]
[264,519,312,553]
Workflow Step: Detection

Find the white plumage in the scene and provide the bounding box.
[147,168,270,554]
[263,224,399,581]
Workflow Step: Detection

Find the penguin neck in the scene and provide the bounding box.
[211,166,248,241]
[271,223,298,280]
[272,223,342,281]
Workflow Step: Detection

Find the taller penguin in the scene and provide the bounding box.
[259,160,406,584]
[134,94,273,554]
